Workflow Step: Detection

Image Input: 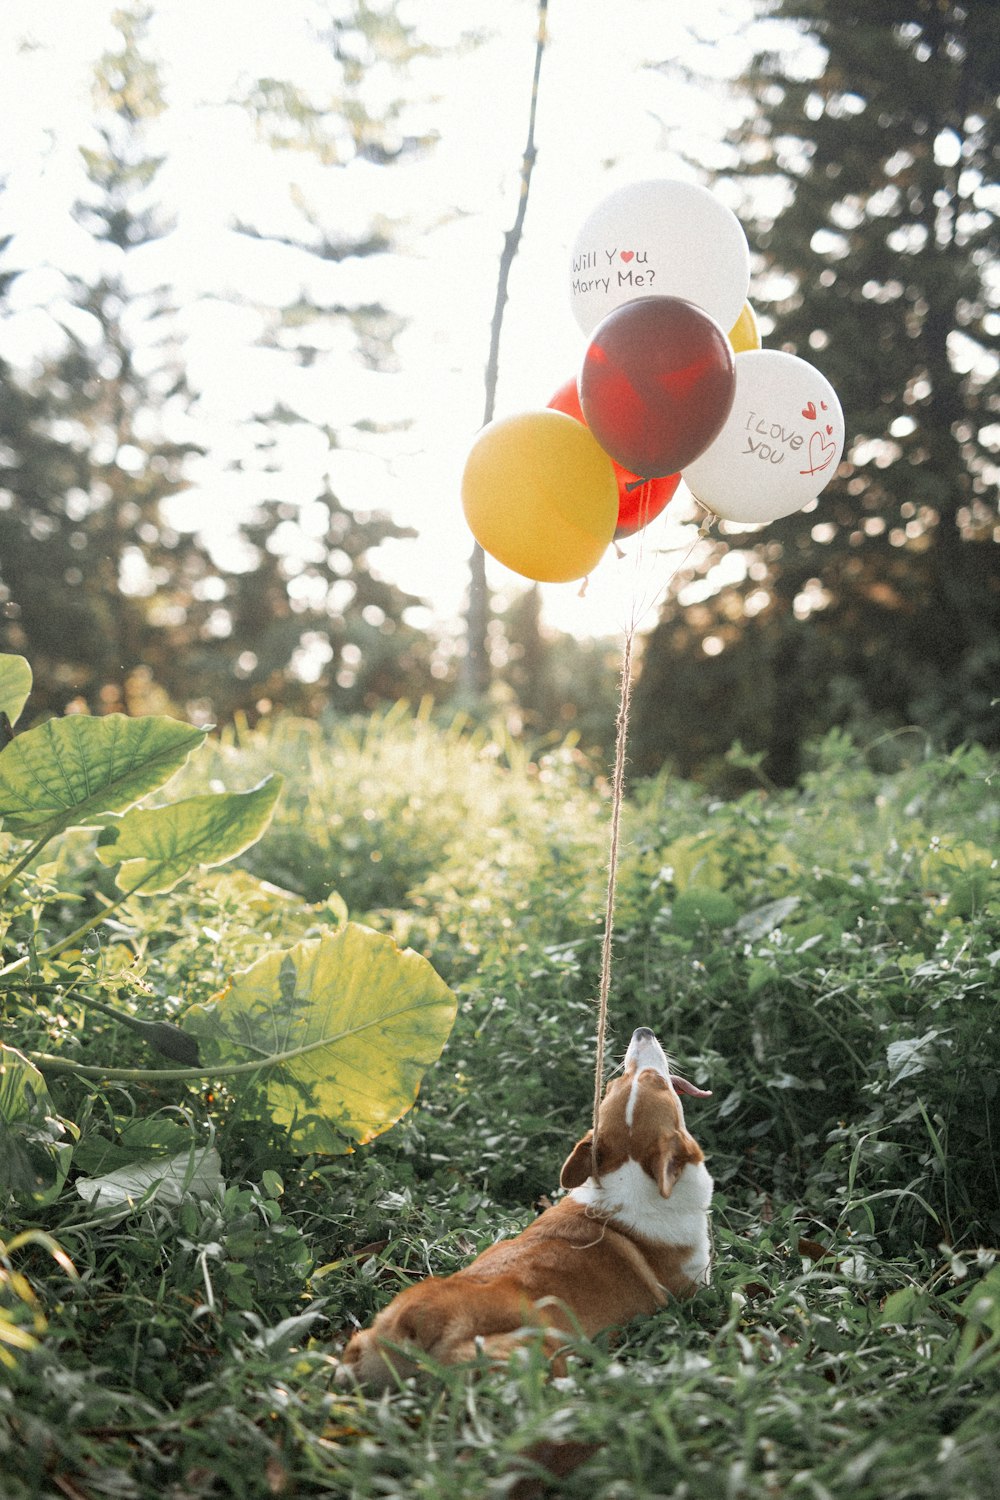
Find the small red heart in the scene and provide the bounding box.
[802,401,817,420]
[820,401,828,411]
[620,250,634,262]
[826,424,833,435]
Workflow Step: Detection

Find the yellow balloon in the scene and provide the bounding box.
[461,410,618,583]
[727,301,761,354]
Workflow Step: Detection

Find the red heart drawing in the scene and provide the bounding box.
[620,250,634,262]
[801,401,817,420]
[820,401,828,411]
[800,430,837,477]
[826,424,833,435]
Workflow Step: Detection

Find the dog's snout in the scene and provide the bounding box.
[623,1028,671,1080]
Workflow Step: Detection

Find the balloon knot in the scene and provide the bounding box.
[578,575,590,598]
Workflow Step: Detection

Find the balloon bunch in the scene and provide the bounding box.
[462,179,845,582]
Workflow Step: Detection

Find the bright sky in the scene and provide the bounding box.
[0,0,794,644]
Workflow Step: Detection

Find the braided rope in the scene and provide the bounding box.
[590,626,635,1179]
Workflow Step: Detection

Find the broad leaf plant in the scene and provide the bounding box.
[0,653,456,1206]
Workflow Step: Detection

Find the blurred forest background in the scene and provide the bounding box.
[0,0,996,785]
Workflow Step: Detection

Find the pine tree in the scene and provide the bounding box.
[632,0,998,782]
[185,483,437,721]
[497,586,620,754]
[0,5,214,717]
[213,0,445,717]
[0,2,449,722]
[0,287,93,702]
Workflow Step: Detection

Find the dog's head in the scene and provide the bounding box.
[560,1028,707,1199]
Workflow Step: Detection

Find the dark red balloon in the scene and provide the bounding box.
[579,296,736,478]
[547,378,681,538]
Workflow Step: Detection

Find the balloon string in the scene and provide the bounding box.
[626,504,716,638]
[591,623,635,1180]
[590,502,717,1181]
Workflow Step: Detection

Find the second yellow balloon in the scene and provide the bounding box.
[727,301,761,354]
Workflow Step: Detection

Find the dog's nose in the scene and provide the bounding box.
[624,1028,670,1079]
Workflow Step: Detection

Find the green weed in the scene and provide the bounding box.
[2,709,997,1497]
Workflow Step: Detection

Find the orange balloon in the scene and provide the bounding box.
[728,300,761,354]
[461,411,618,583]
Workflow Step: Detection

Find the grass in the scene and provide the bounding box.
[2,712,998,1497]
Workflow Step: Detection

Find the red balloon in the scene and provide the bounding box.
[548,378,681,538]
[579,296,736,478]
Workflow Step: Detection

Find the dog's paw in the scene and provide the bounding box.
[332,1356,361,1391]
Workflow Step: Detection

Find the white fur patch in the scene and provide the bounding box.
[570,1160,713,1285]
[624,1071,642,1128]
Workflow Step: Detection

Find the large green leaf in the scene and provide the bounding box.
[95,776,283,894]
[0,654,31,728]
[74,1146,224,1221]
[0,1045,79,1205]
[0,714,207,839]
[183,924,457,1154]
[955,1266,1000,1369]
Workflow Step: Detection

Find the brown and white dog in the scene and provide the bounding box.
[338,1028,713,1389]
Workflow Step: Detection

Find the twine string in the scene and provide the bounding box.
[590,624,635,1180]
[589,506,716,1182]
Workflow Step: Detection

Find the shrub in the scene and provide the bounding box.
[3,699,997,1499]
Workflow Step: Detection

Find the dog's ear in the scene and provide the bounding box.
[652,1138,698,1199]
[560,1131,594,1189]
[655,1148,684,1199]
